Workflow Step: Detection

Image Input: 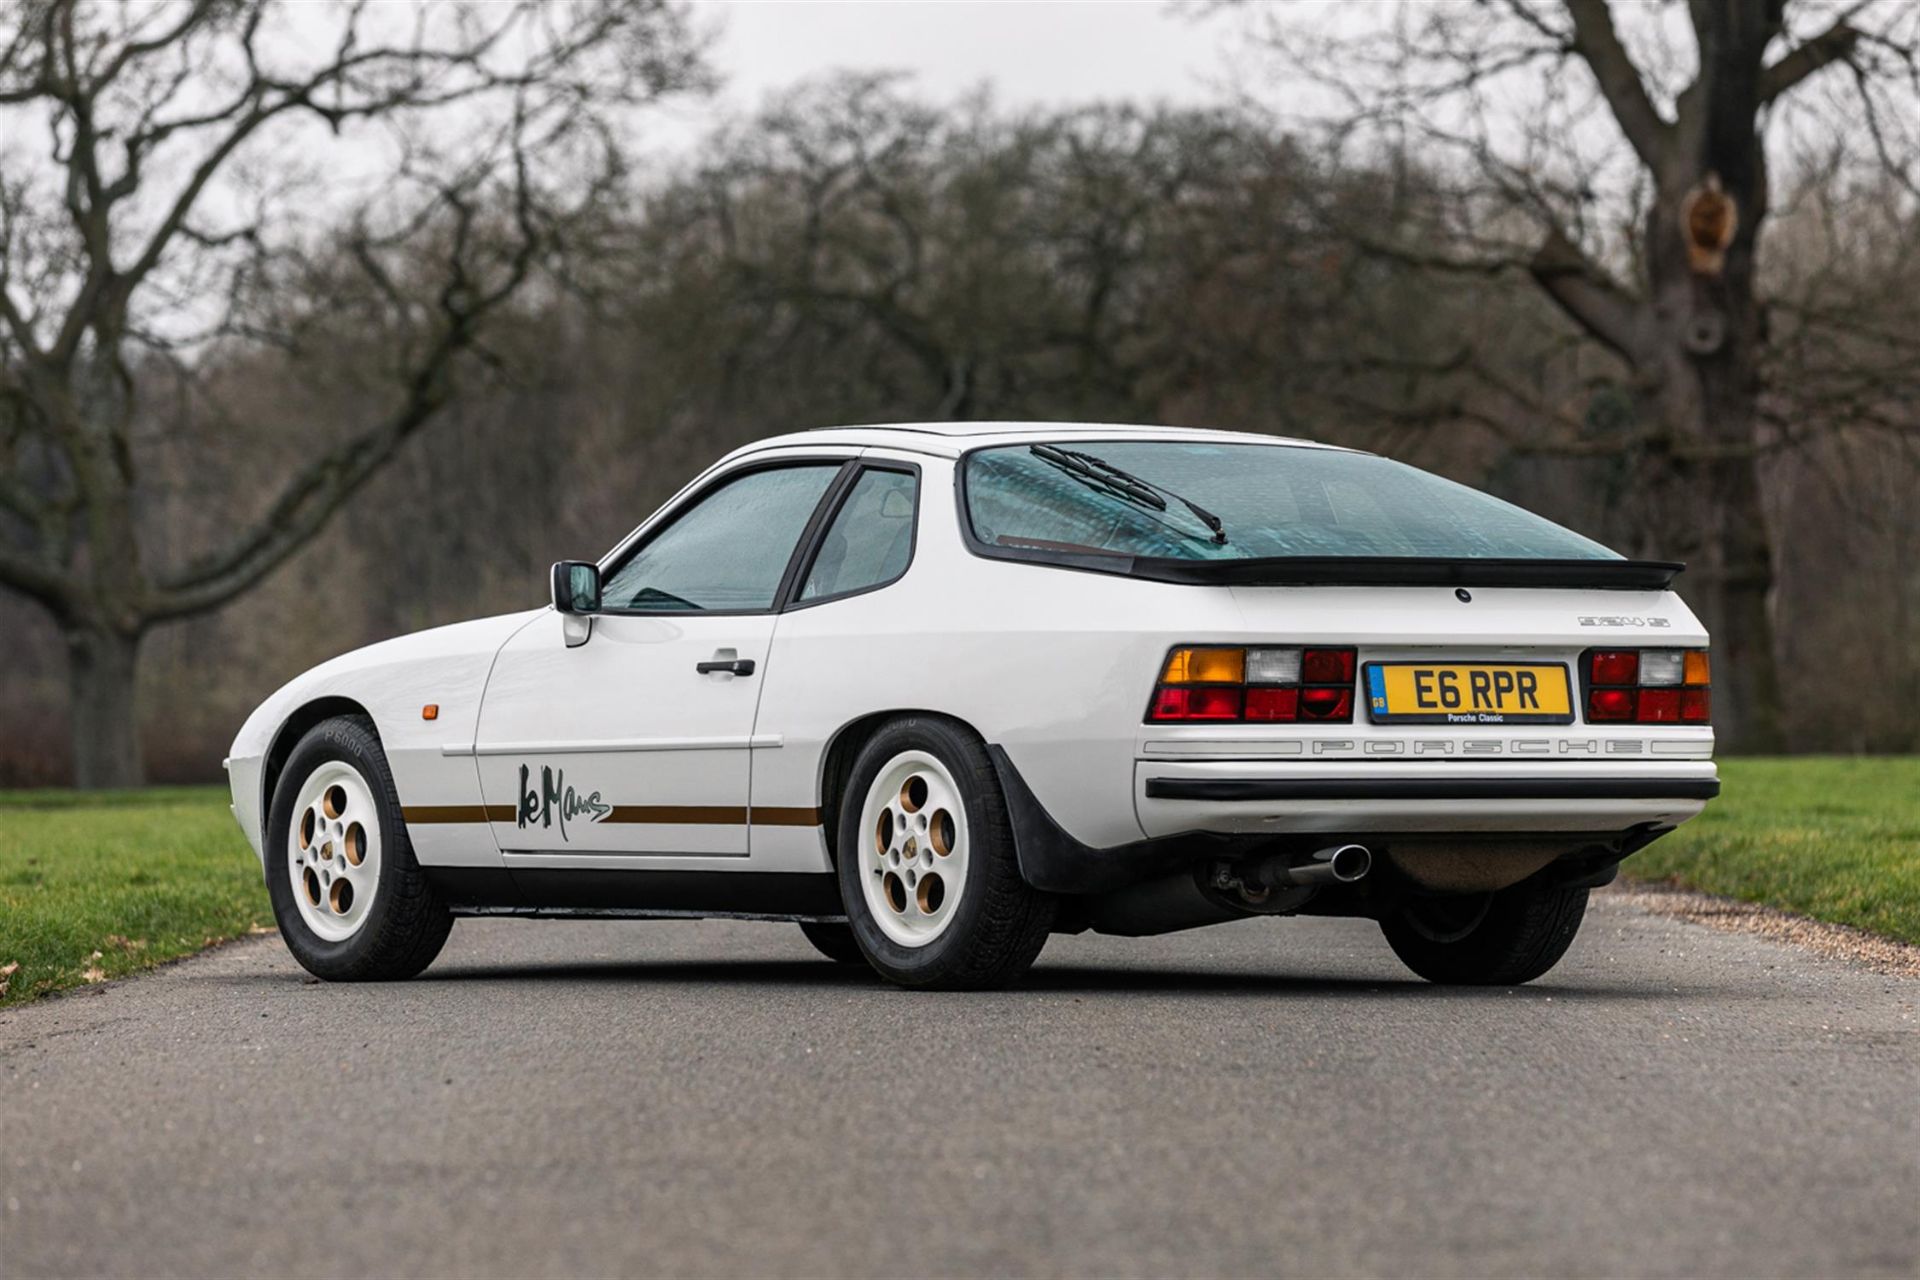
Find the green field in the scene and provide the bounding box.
[1627,757,1920,945]
[1,759,1915,1008]
[0,786,270,1007]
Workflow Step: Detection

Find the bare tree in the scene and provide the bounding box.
[654,76,1339,426]
[0,0,704,785]
[1228,0,1920,752]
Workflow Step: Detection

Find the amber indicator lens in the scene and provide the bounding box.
[1160,647,1244,685]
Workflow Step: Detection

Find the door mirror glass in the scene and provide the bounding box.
[550,560,601,615]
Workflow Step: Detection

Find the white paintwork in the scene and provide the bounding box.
[226,608,542,868]
[226,421,1717,899]
[474,610,772,858]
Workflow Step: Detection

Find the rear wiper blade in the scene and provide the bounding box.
[1029,444,1228,546]
[1029,444,1166,512]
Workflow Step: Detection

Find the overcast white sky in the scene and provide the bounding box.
[693,0,1241,119]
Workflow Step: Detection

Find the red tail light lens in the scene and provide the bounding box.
[1301,649,1356,684]
[1299,687,1353,720]
[1636,688,1681,722]
[1149,646,1356,723]
[1588,688,1635,721]
[1584,649,1710,725]
[1244,687,1299,721]
[1149,685,1243,721]
[1590,650,1639,686]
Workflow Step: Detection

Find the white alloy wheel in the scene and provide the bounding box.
[286,760,382,943]
[857,749,969,947]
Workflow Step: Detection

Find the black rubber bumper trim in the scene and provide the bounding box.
[1143,777,1721,802]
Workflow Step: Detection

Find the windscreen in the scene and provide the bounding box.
[962,441,1619,562]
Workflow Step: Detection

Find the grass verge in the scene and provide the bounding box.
[1,758,1914,1007]
[0,785,271,1008]
[1626,757,1920,947]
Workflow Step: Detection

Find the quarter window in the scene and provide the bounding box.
[798,468,918,602]
[601,464,841,612]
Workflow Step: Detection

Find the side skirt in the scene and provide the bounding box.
[453,906,850,924]
[424,866,846,922]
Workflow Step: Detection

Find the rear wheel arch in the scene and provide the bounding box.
[262,696,378,831]
[816,708,986,866]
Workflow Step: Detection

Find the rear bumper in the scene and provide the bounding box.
[987,745,1712,896]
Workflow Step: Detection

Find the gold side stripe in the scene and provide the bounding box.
[404,805,517,824]
[752,806,824,827]
[604,805,746,825]
[404,804,821,827]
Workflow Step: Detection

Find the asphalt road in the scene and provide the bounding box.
[2,894,1916,1279]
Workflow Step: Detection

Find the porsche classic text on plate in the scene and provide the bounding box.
[225,422,1717,991]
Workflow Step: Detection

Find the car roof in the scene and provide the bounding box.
[725,421,1355,462]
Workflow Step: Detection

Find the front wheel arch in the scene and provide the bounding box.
[260,695,377,836]
[267,712,452,980]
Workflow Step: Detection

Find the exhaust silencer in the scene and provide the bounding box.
[1256,843,1372,888]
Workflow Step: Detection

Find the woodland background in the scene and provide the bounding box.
[1,2,1915,785]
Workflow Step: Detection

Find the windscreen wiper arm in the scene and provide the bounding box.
[1029,444,1228,546]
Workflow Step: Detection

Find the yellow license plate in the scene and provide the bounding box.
[1364,663,1573,724]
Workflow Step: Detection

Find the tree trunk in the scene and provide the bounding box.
[1621,4,1789,756]
[66,624,145,789]
[1694,373,1787,753]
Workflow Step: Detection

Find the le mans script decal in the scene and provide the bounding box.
[517,763,610,841]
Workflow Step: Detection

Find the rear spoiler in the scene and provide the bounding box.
[1126,556,1684,590]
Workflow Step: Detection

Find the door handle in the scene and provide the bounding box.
[696,658,756,676]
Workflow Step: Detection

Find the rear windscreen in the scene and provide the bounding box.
[962,441,1619,562]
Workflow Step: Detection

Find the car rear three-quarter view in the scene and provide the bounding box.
[226,423,1716,991]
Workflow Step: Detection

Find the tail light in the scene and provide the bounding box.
[1584,649,1710,724]
[1148,646,1356,723]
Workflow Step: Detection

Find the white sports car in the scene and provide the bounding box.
[226,422,1716,989]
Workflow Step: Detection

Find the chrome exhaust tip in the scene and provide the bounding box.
[1321,843,1372,883]
[1257,843,1372,888]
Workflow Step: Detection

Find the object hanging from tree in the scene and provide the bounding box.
[1680,173,1738,277]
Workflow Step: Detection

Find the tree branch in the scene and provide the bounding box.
[1563,0,1673,170]
[1760,8,1867,102]
[0,539,68,608]
[1526,224,1644,362]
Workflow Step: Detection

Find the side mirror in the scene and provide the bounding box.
[550,561,601,615]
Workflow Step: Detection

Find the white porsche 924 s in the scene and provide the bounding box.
[226,422,1717,990]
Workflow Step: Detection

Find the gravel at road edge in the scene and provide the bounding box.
[1609,880,1920,978]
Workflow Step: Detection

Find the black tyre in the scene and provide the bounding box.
[835,715,1054,990]
[1381,883,1589,985]
[265,714,454,981]
[797,920,866,965]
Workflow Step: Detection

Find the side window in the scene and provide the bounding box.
[601,464,841,612]
[797,468,918,602]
